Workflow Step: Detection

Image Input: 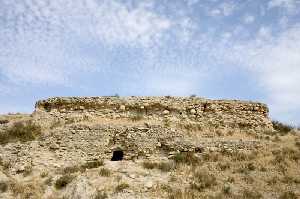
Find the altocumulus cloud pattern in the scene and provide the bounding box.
[0,0,300,125]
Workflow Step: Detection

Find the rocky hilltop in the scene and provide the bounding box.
[0,97,299,199]
[34,96,273,131]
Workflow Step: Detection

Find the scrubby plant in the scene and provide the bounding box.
[143,161,157,169]
[115,182,129,193]
[93,190,108,199]
[0,181,8,193]
[241,189,263,199]
[0,119,9,124]
[142,161,174,172]
[130,112,144,122]
[157,162,174,172]
[272,121,293,135]
[167,189,196,199]
[173,152,200,165]
[279,191,298,199]
[23,165,33,177]
[0,120,41,145]
[63,165,81,174]
[190,170,217,191]
[81,160,104,170]
[54,174,74,189]
[99,168,111,177]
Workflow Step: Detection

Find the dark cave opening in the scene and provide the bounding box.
[111,150,124,161]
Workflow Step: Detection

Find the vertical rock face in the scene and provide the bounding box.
[33,96,273,131]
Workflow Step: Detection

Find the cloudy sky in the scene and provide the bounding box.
[0,0,300,125]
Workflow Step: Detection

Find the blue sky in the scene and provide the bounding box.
[0,0,300,125]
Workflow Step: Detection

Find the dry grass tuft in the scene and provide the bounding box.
[0,120,41,145]
[54,174,75,189]
[115,182,129,193]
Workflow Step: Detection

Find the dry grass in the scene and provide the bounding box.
[0,181,8,193]
[0,120,41,145]
[190,170,217,191]
[143,161,174,172]
[99,168,111,177]
[115,182,129,193]
[54,174,75,189]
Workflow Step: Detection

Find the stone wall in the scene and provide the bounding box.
[33,96,273,131]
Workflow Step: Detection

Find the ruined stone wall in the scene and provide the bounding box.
[33,96,273,131]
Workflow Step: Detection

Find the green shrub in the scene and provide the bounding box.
[0,121,41,145]
[54,174,74,189]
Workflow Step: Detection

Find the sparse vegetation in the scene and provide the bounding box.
[115,182,129,193]
[190,170,217,191]
[279,191,298,199]
[0,120,41,145]
[241,189,263,199]
[99,168,111,177]
[142,161,174,172]
[54,174,75,189]
[0,181,8,193]
[130,112,144,121]
[272,121,293,134]
[81,160,104,170]
[172,152,200,165]
[93,190,108,199]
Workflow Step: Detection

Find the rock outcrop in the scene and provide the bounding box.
[34,96,273,132]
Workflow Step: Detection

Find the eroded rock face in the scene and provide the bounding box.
[34,96,273,132]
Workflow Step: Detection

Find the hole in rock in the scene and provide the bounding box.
[111,150,124,161]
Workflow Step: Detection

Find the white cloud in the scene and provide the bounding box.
[268,0,300,13]
[0,0,192,86]
[243,15,255,24]
[208,2,236,17]
[226,24,300,123]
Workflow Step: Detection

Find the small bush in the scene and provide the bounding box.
[173,152,200,165]
[81,160,104,170]
[23,165,33,177]
[93,190,108,199]
[0,119,9,125]
[279,191,298,199]
[130,113,144,122]
[63,165,81,174]
[54,174,74,189]
[40,171,48,178]
[272,121,293,134]
[99,168,111,177]
[0,121,41,145]
[143,161,157,169]
[168,189,196,199]
[0,181,8,193]
[158,162,174,172]
[115,182,129,193]
[142,161,174,172]
[190,170,217,191]
[242,189,263,199]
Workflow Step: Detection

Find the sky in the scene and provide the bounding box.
[0,0,300,125]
